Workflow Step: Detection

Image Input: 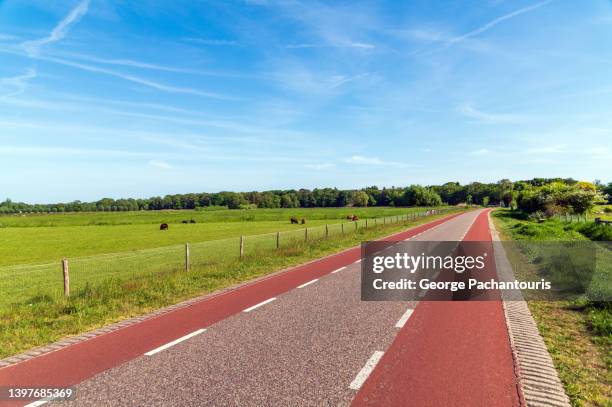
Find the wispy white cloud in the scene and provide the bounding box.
[55,52,202,74]
[148,160,173,169]
[17,52,236,100]
[329,73,371,89]
[0,68,37,99]
[586,147,610,156]
[22,0,89,56]
[458,104,531,124]
[272,62,371,93]
[0,34,18,41]
[285,41,375,49]
[449,0,553,44]
[4,0,236,100]
[470,148,491,156]
[305,163,335,170]
[395,29,452,43]
[346,41,375,49]
[524,144,567,154]
[184,38,240,46]
[250,0,377,51]
[0,145,150,158]
[345,155,409,168]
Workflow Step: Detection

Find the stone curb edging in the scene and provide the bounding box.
[489,212,571,407]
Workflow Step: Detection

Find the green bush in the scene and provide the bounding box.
[517,181,605,216]
[573,223,612,241]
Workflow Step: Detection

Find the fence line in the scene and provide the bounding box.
[555,213,612,225]
[1,208,453,306]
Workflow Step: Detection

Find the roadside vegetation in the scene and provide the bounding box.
[493,209,611,407]
[0,209,462,360]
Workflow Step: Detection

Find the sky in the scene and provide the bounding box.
[0,0,611,203]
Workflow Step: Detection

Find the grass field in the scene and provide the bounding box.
[492,209,611,407]
[0,208,461,359]
[592,205,612,221]
[0,207,425,266]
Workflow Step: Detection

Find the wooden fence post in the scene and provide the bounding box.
[240,235,244,258]
[341,223,344,235]
[325,224,329,239]
[305,228,308,242]
[62,258,70,298]
[276,231,280,249]
[365,219,368,228]
[185,242,190,271]
[355,221,358,231]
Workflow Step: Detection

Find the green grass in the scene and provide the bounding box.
[492,209,611,407]
[0,207,421,228]
[0,207,427,266]
[0,209,461,359]
[592,205,612,221]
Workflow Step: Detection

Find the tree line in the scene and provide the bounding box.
[1,178,610,215]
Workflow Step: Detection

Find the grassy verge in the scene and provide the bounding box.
[0,210,462,360]
[492,209,611,407]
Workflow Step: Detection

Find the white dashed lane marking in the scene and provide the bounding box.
[395,308,414,328]
[349,351,385,390]
[242,298,277,313]
[297,279,318,289]
[25,400,53,407]
[144,329,207,356]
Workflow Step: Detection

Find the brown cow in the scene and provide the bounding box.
[301,218,306,224]
[290,217,299,224]
[160,223,169,230]
[351,215,359,221]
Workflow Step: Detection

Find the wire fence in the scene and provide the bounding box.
[554,213,612,225]
[0,208,454,308]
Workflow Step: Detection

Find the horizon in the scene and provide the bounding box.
[1,176,601,206]
[1,0,611,203]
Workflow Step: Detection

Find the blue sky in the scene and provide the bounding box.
[0,0,611,203]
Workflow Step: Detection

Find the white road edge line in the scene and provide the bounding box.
[144,328,206,356]
[25,399,53,407]
[349,351,385,390]
[297,279,318,289]
[395,308,414,328]
[242,297,277,313]
[354,259,361,264]
[331,266,346,274]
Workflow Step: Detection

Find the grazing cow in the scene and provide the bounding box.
[182,220,189,224]
[160,223,169,230]
[351,215,359,221]
[290,217,299,224]
[190,219,196,224]
[301,218,306,224]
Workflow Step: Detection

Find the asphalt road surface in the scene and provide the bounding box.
[1,209,520,407]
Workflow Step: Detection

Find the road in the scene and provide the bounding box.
[0,209,521,406]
